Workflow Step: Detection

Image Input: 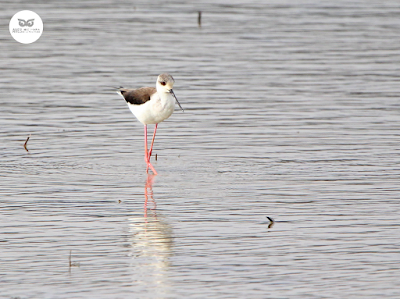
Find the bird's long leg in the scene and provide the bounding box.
[144,125,157,175]
[144,125,149,170]
[148,123,158,161]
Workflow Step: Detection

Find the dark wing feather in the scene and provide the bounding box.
[119,87,156,105]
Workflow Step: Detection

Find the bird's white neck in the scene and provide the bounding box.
[158,91,174,103]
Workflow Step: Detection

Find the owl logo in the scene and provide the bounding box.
[18,19,35,27]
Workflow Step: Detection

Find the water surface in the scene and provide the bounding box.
[1,0,400,298]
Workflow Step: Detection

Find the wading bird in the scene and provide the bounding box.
[117,73,183,174]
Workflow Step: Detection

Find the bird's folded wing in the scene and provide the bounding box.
[119,87,156,105]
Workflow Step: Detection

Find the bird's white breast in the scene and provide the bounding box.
[128,92,175,125]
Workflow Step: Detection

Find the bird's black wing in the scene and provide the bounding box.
[118,87,156,105]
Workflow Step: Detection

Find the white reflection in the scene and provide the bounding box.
[128,174,173,294]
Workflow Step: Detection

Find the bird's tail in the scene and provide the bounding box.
[108,86,125,96]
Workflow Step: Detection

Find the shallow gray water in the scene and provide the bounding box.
[1,0,400,298]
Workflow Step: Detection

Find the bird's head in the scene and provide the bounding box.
[156,73,184,111]
[156,73,175,93]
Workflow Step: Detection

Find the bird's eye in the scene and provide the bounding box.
[160,81,166,86]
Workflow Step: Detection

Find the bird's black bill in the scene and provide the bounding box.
[170,89,184,112]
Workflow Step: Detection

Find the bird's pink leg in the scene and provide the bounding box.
[144,125,149,172]
[148,124,158,161]
[144,125,157,175]
[144,125,148,157]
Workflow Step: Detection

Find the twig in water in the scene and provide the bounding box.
[198,11,202,27]
[69,250,80,268]
[69,250,72,267]
[24,134,31,152]
[267,216,275,229]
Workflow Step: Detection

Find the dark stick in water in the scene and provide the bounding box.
[24,134,31,152]
[198,11,202,27]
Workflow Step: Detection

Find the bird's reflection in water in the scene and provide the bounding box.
[144,174,157,219]
[128,174,173,294]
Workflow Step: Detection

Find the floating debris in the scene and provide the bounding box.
[23,134,31,152]
[198,11,202,27]
[267,216,275,229]
[69,250,80,268]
